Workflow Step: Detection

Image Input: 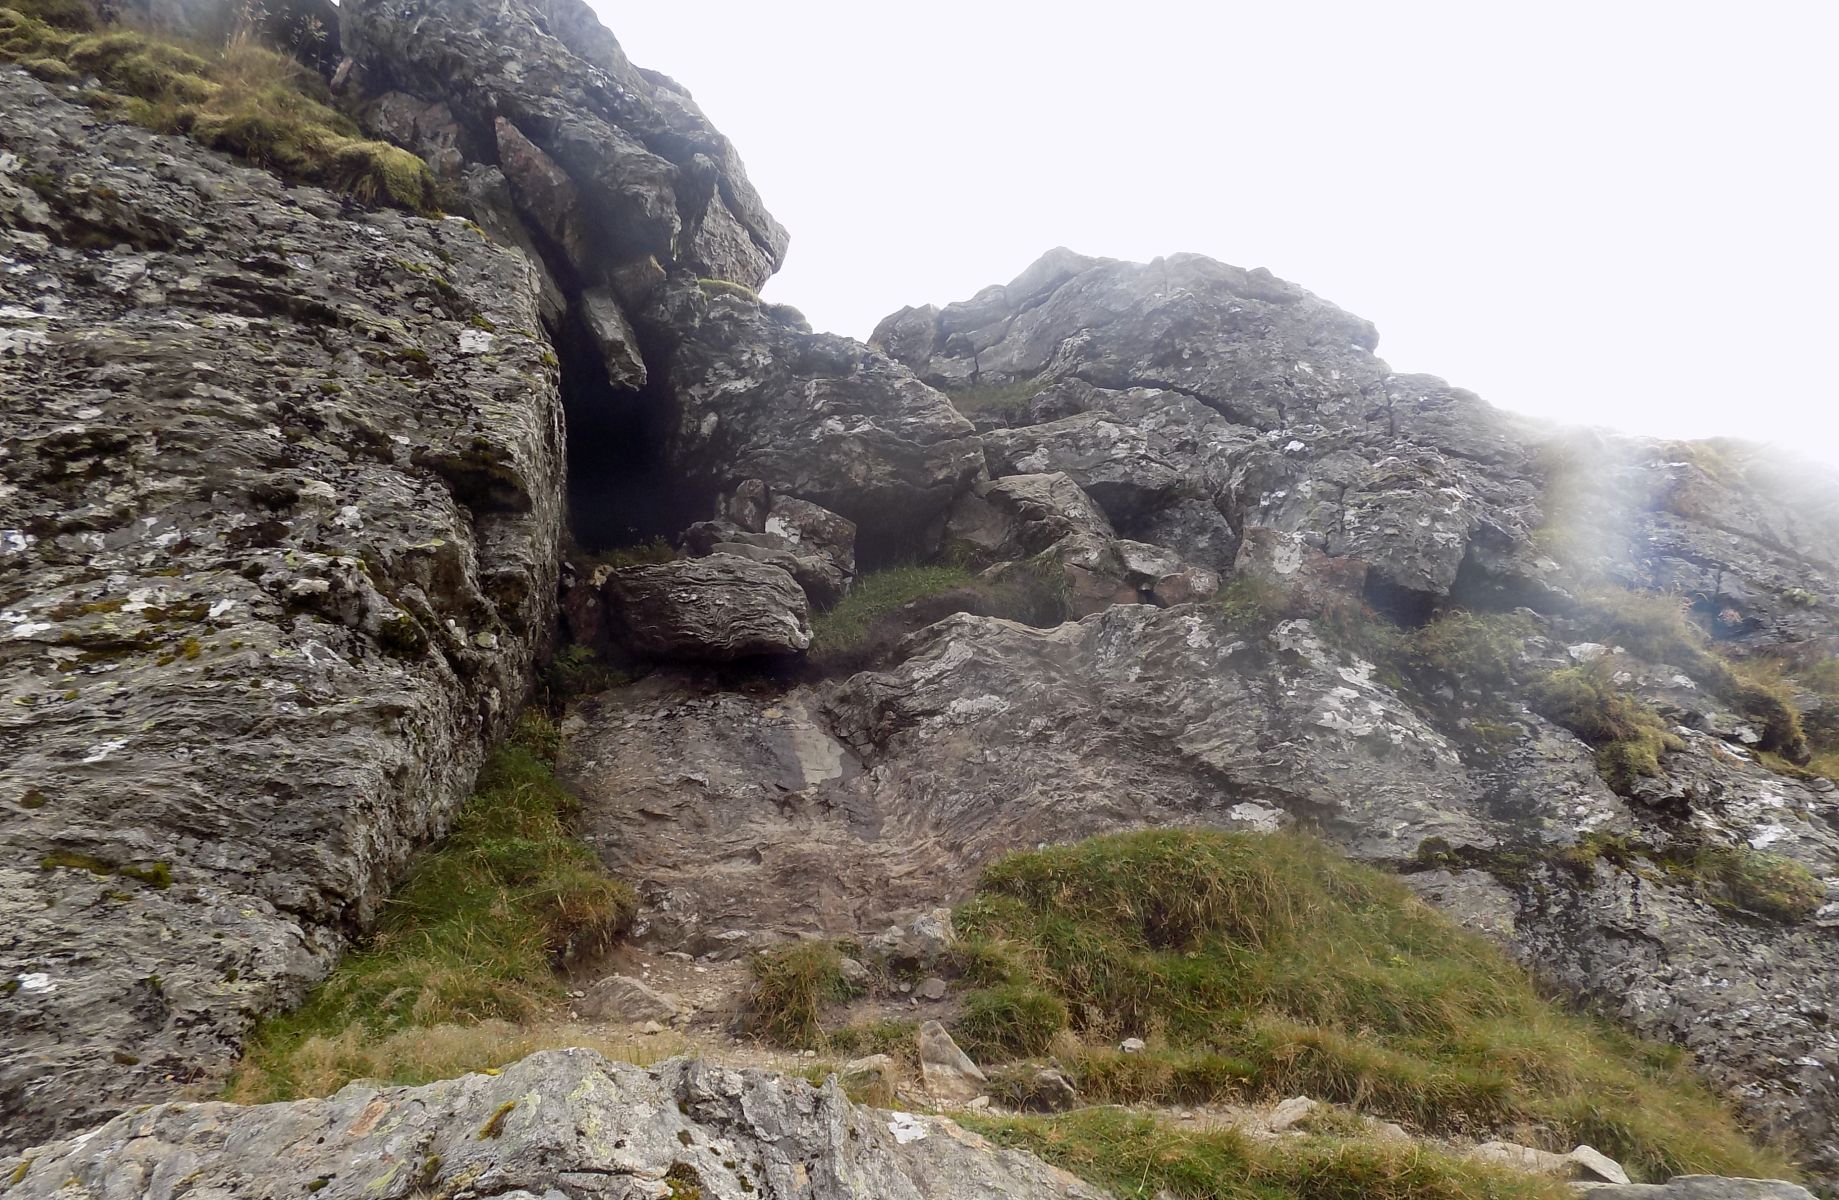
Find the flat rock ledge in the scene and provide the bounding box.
[0,1050,1107,1200]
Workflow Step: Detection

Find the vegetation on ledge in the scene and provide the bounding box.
[949,830,1791,1183]
[1532,657,1683,793]
[804,561,1068,674]
[0,1,438,212]
[944,375,1049,420]
[228,715,635,1102]
[967,1106,1568,1200]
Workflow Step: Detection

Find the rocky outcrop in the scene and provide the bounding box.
[640,279,984,550]
[683,479,858,607]
[0,1050,1107,1200]
[562,600,1838,1171]
[1537,430,1839,651]
[339,0,786,293]
[878,248,1839,643]
[1584,1179,1819,1200]
[0,70,564,1148]
[872,251,1546,615]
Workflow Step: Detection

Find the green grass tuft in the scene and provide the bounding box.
[952,829,1790,1182]
[747,941,861,1048]
[1673,844,1825,923]
[809,563,978,653]
[1532,657,1682,793]
[956,983,1069,1059]
[229,716,635,1101]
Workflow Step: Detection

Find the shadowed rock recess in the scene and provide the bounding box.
[2,0,1838,1193]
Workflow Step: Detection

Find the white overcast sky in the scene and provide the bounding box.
[598,1,1838,465]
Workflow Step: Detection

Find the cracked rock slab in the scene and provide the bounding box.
[0,1050,1106,1200]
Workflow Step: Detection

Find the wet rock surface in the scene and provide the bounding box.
[0,69,563,1148]
[0,1050,1106,1200]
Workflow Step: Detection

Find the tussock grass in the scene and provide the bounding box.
[805,560,1071,675]
[747,941,862,1047]
[1532,657,1682,794]
[826,1017,921,1068]
[0,5,436,211]
[229,717,635,1101]
[1670,844,1825,924]
[968,1106,1569,1200]
[953,830,1790,1182]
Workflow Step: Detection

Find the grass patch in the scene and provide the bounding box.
[967,1106,1569,1200]
[228,1019,682,1102]
[827,1017,921,1069]
[946,376,1048,420]
[0,7,436,212]
[952,829,1789,1182]
[228,716,635,1102]
[1532,657,1682,794]
[1668,844,1825,923]
[811,564,978,651]
[956,983,1069,1059]
[746,941,862,1047]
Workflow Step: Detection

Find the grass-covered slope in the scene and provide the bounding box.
[0,0,436,211]
[229,716,635,1101]
[949,830,1790,1183]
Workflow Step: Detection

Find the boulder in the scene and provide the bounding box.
[991,1066,1080,1113]
[0,71,564,1150]
[841,1054,898,1106]
[577,974,683,1024]
[604,554,812,659]
[1266,1096,1322,1133]
[1467,1142,1629,1185]
[0,1051,1106,1199]
[683,482,857,606]
[579,287,649,391]
[869,907,958,973]
[918,1021,986,1102]
[1469,1141,1578,1176]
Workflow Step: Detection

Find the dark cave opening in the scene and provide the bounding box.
[556,318,713,554]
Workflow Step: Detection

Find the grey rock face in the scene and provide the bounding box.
[604,554,812,660]
[876,251,1549,614]
[643,280,984,549]
[340,0,787,293]
[1538,430,1839,651]
[0,1050,1105,1200]
[0,71,564,1149]
[944,472,1117,564]
[562,600,1838,1176]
